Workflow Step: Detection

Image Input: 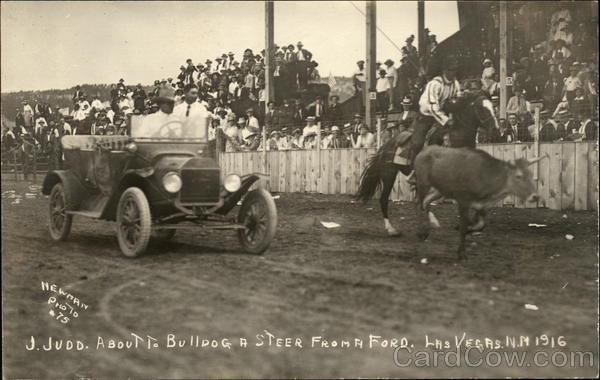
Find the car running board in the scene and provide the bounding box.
[66,194,109,219]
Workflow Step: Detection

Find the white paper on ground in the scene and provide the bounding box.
[320,221,341,229]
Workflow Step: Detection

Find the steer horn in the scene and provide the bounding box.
[527,153,549,166]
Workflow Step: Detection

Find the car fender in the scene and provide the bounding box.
[42,170,90,211]
[214,174,260,215]
[100,168,157,220]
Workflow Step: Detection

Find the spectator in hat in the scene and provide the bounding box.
[294,41,312,89]
[241,121,261,151]
[543,71,564,111]
[376,69,391,114]
[571,87,590,120]
[173,83,214,138]
[353,60,366,96]
[292,99,306,124]
[404,35,418,61]
[562,64,583,105]
[290,128,303,149]
[245,108,260,130]
[381,121,398,146]
[384,59,397,110]
[539,116,558,142]
[267,130,281,151]
[481,58,496,94]
[507,113,531,142]
[352,124,375,148]
[349,113,366,141]
[327,125,347,148]
[264,101,280,132]
[307,96,326,120]
[506,88,531,124]
[301,116,319,149]
[326,95,343,123]
[398,96,417,126]
[133,84,147,112]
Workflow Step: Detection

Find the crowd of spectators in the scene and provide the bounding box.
[475,5,598,143]
[2,12,598,172]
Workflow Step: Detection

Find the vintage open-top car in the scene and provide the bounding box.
[42,115,277,257]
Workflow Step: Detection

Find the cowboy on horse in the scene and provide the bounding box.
[356,55,499,236]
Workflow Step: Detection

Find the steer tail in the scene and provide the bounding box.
[355,140,395,202]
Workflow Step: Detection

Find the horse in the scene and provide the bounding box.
[355,92,499,236]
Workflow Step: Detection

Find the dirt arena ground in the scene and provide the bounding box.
[2,178,598,378]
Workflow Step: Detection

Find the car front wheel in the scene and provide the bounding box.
[237,189,277,254]
[116,187,152,257]
[48,183,73,241]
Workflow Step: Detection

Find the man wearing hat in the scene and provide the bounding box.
[506,87,531,124]
[563,63,583,105]
[412,55,461,163]
[328,125,349,148]
[301,116,319,149]
[404,35,418,60]
[384,59,397,110]
[481,58,496,94]
[245,108,260,130]
[264,101,280,132]
[241,121,261,151]
[352,124,375,148]
[326,95,343,123]
[138,86,179,138]
[353,60,366,96]
[294,41,312,89]
[398,96,417,126]
[349,113,366,141]
[307,96,326,120]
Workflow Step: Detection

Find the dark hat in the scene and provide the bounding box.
[330,95,340,101]
[357,60,365,65]
[154,80,160,85]
[155,86,175,104]
[205,59,212,64]
[384,59,394,65]
[228,51,234,56]
[297,41,303,46]
[246,108,254,114]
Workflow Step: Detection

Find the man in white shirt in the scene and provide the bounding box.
[412,56,460,162]
[172,84,212,139]
[353,60,366,95]
[376,69,391,113]
[384,59,397,110]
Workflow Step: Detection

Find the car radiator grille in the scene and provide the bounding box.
[179,169,220,203]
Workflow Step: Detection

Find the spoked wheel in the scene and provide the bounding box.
[116,187,152,258]
[48,183,73,241]
[237,189,277,254]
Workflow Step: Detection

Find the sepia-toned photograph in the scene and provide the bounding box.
[1,0,598,378]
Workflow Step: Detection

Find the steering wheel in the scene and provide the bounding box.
[156,120,183,138]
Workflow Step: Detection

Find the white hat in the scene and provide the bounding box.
[331,126,340,132]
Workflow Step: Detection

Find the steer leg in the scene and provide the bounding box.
[456,202,470,260]
[415,181,431,240]
[468,208,487,232]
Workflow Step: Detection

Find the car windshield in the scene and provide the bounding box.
[130,114,208,140]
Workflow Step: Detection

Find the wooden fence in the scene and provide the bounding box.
[219,141,598,211]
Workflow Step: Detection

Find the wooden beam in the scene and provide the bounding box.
[418,0,425,59]
[499,0,507,119]
[365,0,376,130]
[263,0,274,173]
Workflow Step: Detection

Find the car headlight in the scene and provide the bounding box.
[223,174,241,193]
[124,142,137,153]
[162,172,182,193]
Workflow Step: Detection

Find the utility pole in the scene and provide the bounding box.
[418,0,425,60]
[365,0,376,131]
[499,0,507,119]
[263,0,274,184]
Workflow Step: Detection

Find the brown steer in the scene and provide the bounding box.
[414,146,546,259]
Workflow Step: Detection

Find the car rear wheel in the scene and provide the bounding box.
[237,189,277,254]
[48,183,73,241]
[116,187,152,258]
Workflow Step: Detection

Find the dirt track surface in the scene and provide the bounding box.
[2,178,598,378]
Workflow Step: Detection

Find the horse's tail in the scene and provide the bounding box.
[355,140,395,202]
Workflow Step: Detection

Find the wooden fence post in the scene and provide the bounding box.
[13,150,18,181]
[376,117,381,148]
[32,146,37,184]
